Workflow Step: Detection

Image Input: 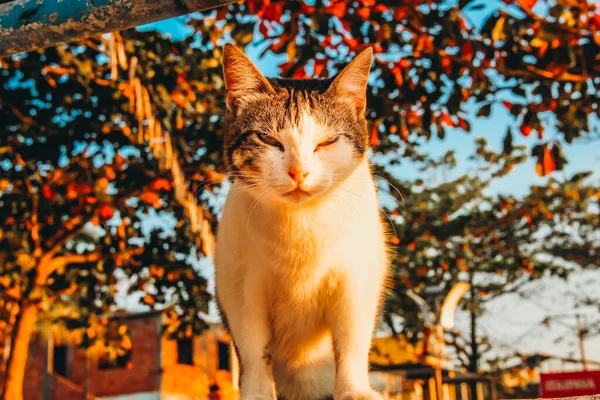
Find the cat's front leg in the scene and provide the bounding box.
[220,281,276,399]
[327,277,384,400]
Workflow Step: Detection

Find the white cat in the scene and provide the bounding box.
[215,44,390,400]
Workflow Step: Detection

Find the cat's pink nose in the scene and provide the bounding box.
[288,167,309,185]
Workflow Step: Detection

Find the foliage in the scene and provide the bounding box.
[192,0,599,175]
[375,142,599,367]
[0,31,220,359]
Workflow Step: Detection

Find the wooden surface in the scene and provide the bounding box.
[511,396,600,400]
[0,0,235,57]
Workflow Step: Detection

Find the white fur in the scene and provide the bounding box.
[215,112,389,400]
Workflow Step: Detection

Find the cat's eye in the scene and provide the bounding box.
[256,132,284,151]
[315,136,340,151]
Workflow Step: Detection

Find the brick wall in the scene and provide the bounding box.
[70,313,162,397]
[1,313,236,400]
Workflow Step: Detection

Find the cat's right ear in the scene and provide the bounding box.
[222,43,274,112]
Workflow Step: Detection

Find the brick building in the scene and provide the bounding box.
[1,311,238,400]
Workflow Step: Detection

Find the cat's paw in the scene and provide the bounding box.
[338,390,384,400]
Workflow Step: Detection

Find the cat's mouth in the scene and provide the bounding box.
[284,188,311,198]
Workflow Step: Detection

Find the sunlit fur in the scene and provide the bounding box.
[215,44,390,400]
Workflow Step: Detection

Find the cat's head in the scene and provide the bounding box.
[221,44,372,206]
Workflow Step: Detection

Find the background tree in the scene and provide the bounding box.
[192,0,599,172]
[0,32,219,400]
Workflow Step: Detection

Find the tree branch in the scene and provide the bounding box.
[36,252,102,287]
[45,215,88,257]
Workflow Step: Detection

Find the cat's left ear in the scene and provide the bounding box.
[222,43,274,112]
[326,47,373,114]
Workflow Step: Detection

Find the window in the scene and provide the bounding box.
[98,349,131,370]
[53,345,68,377]
[218,341,230,371]
[177,337,193,365]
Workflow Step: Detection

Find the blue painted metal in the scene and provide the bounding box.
[0,0,235,58]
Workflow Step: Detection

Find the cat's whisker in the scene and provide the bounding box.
[193,173,267,197]
[246,187,275,228]
[372,175,407,209]
[337,187,368,201]
[332,191,361,215]
[380,209,398,239]
[377,190,406,210]
[330,177,406,210]
[328,194,344,213]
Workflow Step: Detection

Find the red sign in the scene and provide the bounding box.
[540,370,600,398]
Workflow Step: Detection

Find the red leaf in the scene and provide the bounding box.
[105,166,116,180]
[150,178,172,191]
[76,184,92,195]
[394,6,409,20]
[592,14,600,30]
[172,91,187,109]
[278,61,293,74]
[457,117,469,131]
[140,192,163,208]
[441,56,451,70]
[458,16,468,32]
[301,3,315,14]
[263,3,284,21]
[401,122,409,141]
[391,66,403,87]
[461,41,473,60]
[357,7,371,20]
[502,101,513,110]
[542,146,556,175]
[344,37,359,50]
[143,294,156,306]
[370,124,380,147]
[41,185,55,200]
[97,204,115,220]
[292,66,308,79]
[259,21,269,37]
[313,59,327,77]
[326,1,347,18]
[399,58,411,69]
[520,125,533,137]
[374,4,388,13]
[439,113,454,127]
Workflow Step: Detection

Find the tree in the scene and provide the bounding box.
[191,0,599,172]
[374,139,598,369]
[0,32,218,399]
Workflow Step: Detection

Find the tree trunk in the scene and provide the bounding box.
[2,303,38,400]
